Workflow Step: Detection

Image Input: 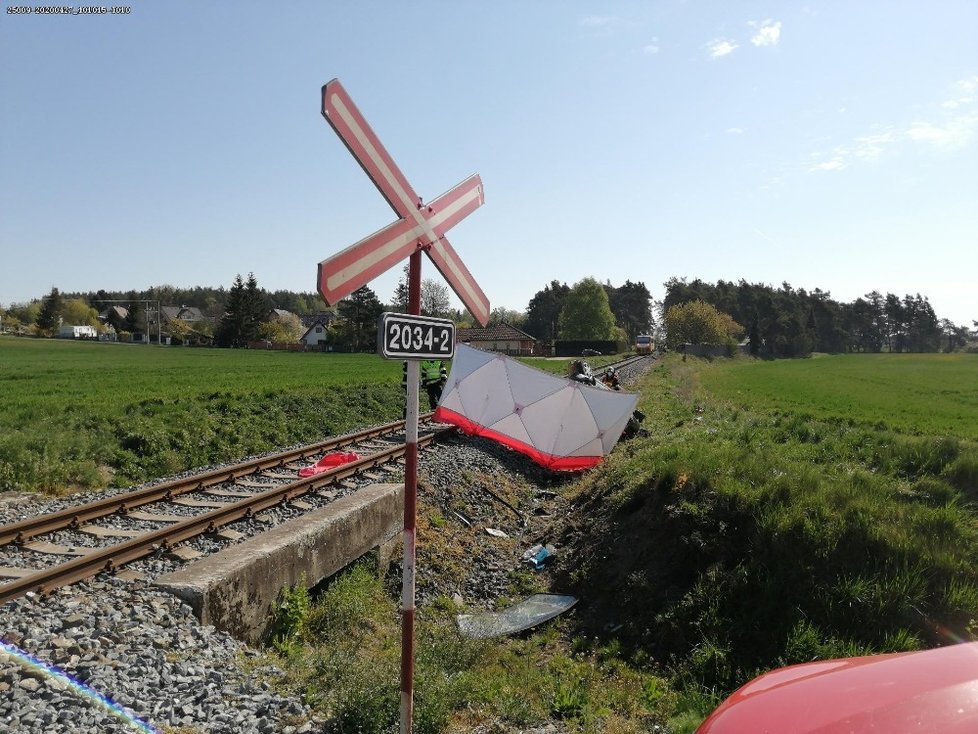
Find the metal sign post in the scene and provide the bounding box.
[401,252,421,733]
[314,79,487,734]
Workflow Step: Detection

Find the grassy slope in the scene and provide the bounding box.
[556,354,978,722]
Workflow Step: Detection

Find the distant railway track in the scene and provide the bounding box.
[0,414,450,605]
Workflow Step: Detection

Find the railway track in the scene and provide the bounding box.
[0,414,451,605]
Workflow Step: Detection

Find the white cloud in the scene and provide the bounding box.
[642,37,660,55]
[580,15,613,27]
[906,115,978,150]
[726,127,744,134]
[708,38,738,58]
[808,148,849,171]
[941,76,978,109]
[809,115,977,171]
[809,76,978,171]
[954,76,978,94]
[579,15,624,30]
[749,20,782,47]
[852,131,897,161]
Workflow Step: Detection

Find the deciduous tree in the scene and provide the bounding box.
[558,277,616,340]
[61,298,100,328]
[489,306,526,328]
[665,300,741,349]
[259,312,304,343]
[420,278,451,318]
[390,266,452,318]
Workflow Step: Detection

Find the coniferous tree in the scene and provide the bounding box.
[524,281,570,341]
[37,287,63,333]
[608,280,653,342]
[216,274,246,347]
[126,301,145,337]
[337,285,383,352]
[391,265,410,313]
[242,273,266,344]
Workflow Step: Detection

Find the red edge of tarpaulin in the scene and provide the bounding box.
[298,451,360,477]
[433,407,602,472]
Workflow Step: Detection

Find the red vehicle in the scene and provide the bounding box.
[696,642,978,733]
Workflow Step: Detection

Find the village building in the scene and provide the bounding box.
[456,323,538,356]
[299,311,340,330]
[161,306,206,324]
[267,308,298,322]
[57,325,98,339]
[300,319,331,351]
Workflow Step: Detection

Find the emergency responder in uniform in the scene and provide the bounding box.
[601,367,621,390]
[420,359,448,410]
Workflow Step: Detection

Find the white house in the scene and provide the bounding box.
[300,320,330,350]
[58,325,98,339]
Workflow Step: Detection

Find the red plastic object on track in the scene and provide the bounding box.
[695,642,978,733]
[298,451,360,477]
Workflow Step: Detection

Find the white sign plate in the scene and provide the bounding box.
[378,312,455,360]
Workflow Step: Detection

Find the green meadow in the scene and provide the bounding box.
[699,353,978,440]
[0,337,405,492]
[559,352,978,729]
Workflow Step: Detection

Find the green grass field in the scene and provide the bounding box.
[562,352,978,730]
[699,353,978,440]
[0,337,406,492]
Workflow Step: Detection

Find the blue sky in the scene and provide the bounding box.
[2,1,976,326]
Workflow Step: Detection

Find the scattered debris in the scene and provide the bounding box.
[478,485,527,526]
[452,510,472,527]
[456,594,578,639]
[485,527,508,538]
[522,543,555,570]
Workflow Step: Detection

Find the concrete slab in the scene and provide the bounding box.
[154,483,403,644]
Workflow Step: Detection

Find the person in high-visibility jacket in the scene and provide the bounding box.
[420,359,448,410]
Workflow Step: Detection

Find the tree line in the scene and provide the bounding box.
[1,273,659,352]
[14,274,967,358]
[663,278,975,357]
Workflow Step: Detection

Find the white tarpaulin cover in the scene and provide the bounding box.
[433,344,639,471]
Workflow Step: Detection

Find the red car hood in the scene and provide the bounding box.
[696,642,978,733]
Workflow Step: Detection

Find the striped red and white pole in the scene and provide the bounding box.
[400,250,422,733]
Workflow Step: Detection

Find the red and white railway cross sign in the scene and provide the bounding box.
[317,78,490,326]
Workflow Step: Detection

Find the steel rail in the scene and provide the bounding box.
[0,414,433,546]
[0,425,453,605]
